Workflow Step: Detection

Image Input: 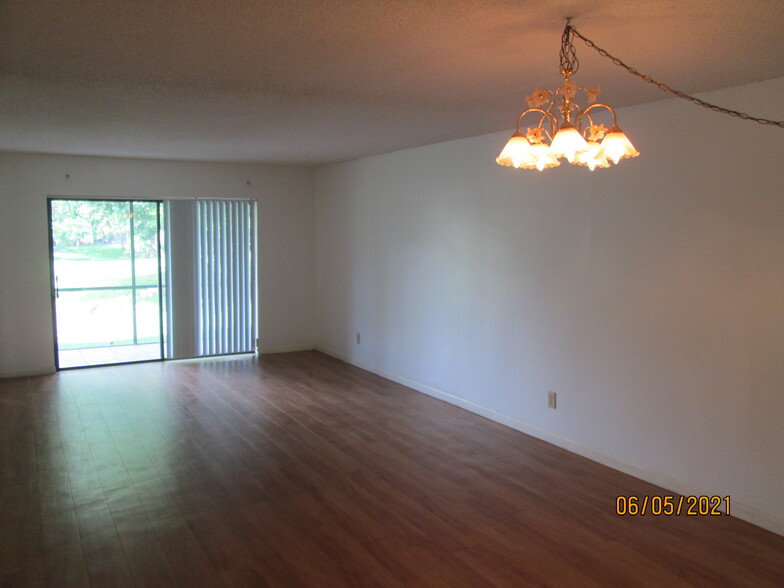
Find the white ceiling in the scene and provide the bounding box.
[1,0,783,166]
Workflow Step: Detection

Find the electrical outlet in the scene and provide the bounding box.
[548,391,557,409]
[356,333,361,345]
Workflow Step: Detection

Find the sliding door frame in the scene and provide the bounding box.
[47,197,166,370]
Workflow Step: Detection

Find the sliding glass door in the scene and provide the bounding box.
[49,199,165,368]
[49,197,256,369]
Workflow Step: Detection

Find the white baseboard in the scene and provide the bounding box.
[259,343,316,355]
[315,345,784,537]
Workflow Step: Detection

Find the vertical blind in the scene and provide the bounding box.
[195,200,256,356]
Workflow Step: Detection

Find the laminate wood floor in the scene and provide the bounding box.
[1,351,782,587]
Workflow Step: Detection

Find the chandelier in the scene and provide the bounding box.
[497,22,638,171]
[497,21,783,172]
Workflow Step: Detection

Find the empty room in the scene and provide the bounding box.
[1,1,783,586]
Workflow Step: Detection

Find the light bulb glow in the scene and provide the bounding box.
[530,142,559,170]
[549,125,590,163]
[597,125,639,164]
[574,141,610,171]
[496,134,534,168]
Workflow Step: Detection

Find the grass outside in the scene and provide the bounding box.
[54,243,165,349]
[55,243,161,288]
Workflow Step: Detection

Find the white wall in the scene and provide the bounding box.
[314,77,784,533]
[0,153,316,377]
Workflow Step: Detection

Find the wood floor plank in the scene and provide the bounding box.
[0,567,46,588]
[42,544,89,588]
[0,350,782,586]
[161,539,223,586]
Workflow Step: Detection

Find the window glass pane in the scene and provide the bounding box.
[51,200,133,289]
[55,289,135,349]
[135,287,163,344]
[133,201,162,287]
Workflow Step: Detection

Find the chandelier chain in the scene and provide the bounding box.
[559,25,579,76]
[570,27,784,128]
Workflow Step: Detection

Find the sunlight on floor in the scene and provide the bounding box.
[58,343,162,368]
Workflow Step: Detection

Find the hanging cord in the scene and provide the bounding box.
[569,26,784,128]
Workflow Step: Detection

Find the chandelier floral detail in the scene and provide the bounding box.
[497,22,639,171]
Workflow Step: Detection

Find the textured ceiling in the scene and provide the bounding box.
[1,0,783,165]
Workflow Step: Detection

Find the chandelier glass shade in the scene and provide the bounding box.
[497,23,639,171]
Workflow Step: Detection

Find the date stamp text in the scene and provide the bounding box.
[615,495,730,516]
